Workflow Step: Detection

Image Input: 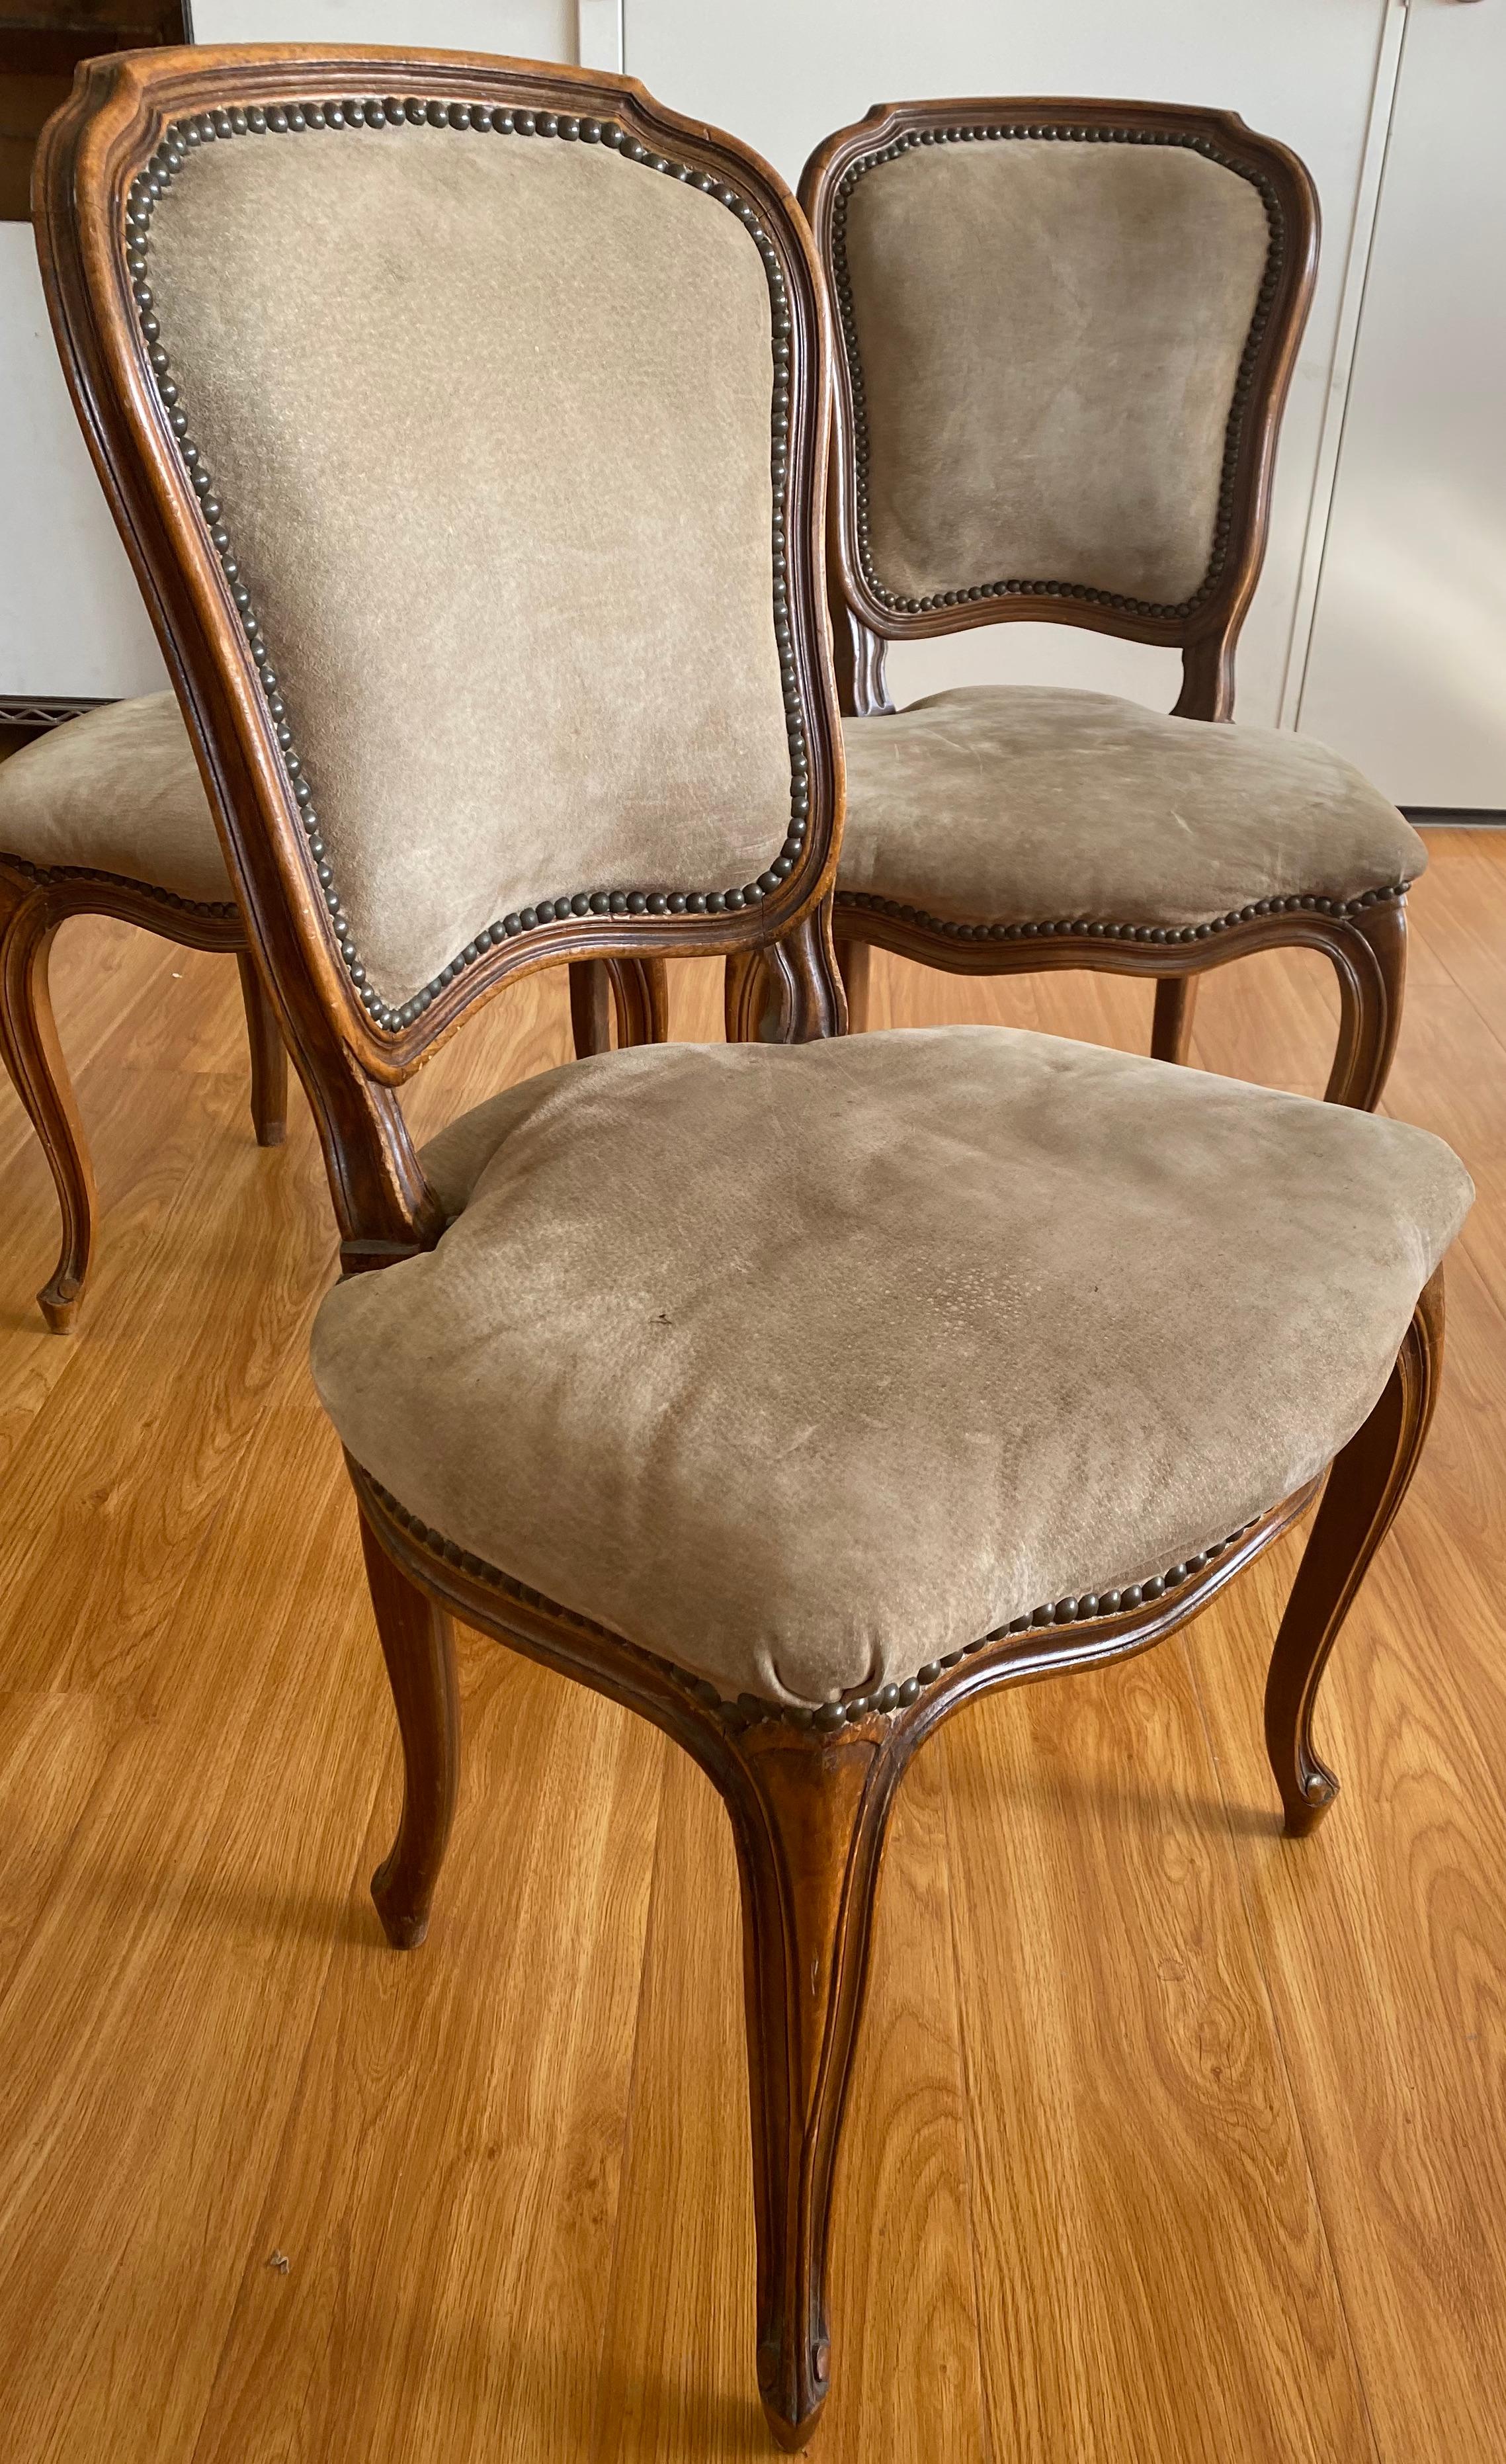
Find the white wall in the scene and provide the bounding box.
[0,228,167,699]
[0,0,585,701]
[625,0,1396,727]
[190,2,577,57]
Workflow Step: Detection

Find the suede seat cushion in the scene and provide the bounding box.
[310,1029,1470,1711]
[840,687,1425,929]
[0,693,226,905]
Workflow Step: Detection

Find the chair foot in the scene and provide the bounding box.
[236,950,288,1146]
[1,871,97,1333]
[358,1493,461,1948]
[1151,972,1198,1066]
[722,1718,901,2449]
[1265,1268,1444,1835]
[38,1279,83,1336]
[1322,895,1407,1111]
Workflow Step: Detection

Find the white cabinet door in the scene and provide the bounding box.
[625,0,1395,728]
[1,0,600,704]
[1297,0,1506,812]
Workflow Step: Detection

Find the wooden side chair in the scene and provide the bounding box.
[0,692,286,1327]
[780,98,1424,1105]
[39,46,1471,2449]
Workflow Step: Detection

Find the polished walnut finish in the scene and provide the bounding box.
[35,46,1448,2451]
[567,955,669,1059]
[0,848,284,1328]
[1266,1267,1444,1836]
[794,99,1405,1112]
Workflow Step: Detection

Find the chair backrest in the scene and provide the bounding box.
[37,45,842,1255]
[800,99,1317,719]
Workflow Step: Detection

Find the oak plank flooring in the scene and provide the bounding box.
[0,834,1501,2461]
[590,1740,988,2464]
[942,1653,1372,2464]
[193,1655,661,2464]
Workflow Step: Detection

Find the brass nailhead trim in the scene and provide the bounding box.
[829,120,1287,620]
[126,98,807,1034]
[364,1472,1252,1735]
[1,850,237,918]
[834,879,1408,944]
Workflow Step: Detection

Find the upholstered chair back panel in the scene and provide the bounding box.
[837,136,1273,612]
[147,120,794,1003]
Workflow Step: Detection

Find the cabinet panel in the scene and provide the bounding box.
[1298,0,1506,811]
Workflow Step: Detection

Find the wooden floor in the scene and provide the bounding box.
[1,833,1503,2463]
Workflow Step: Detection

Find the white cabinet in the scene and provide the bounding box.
[1296,0,1506,813]
[0,0,598,710]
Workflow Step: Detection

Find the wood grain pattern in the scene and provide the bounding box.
[941,1649,1374,2464]
[0,830,1497,2459]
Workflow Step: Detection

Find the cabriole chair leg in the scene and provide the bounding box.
[1265,1266,1444,1835]
[727,1719,900,2451]
[1321,896,1407,1111]
[1151,972,1198,1066]
[0,874,97,1334]
[236,949,288,1146]
[356,1470,899,2455]
[360,1502,462,1949]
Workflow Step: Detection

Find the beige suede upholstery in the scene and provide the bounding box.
[840,687,1426,927]
[0,693,227,904]
[310,1030,1470,1711]
[839,138,1271,605]
[148,122,794,1005]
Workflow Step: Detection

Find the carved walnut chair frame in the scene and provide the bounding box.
[0,849,285,1329]
[780,97,1406,1109]
[38,46,1444,2450]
